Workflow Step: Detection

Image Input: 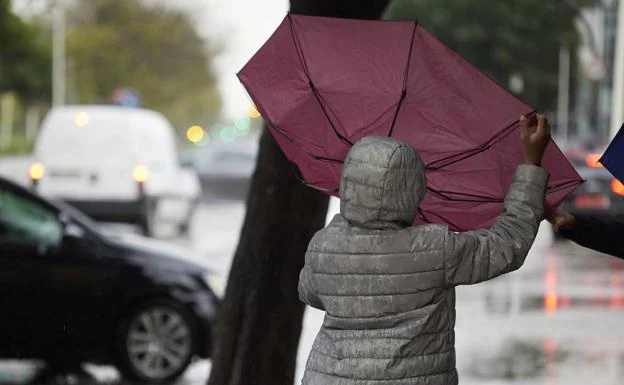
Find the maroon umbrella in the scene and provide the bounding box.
[238,14,583,231]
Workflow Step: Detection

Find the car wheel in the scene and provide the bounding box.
[178,221,190,237]
[115,300,196,383]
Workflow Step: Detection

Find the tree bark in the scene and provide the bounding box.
[207,2,391,385]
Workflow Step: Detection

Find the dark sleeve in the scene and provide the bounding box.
[559,214,624,258]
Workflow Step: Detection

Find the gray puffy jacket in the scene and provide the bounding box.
[299,136,549,385]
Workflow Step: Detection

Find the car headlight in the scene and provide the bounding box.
[202,272,226,299]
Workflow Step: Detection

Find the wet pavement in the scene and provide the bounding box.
[1,158,623,384]
[453,233,624,385]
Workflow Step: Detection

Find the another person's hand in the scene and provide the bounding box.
[520,114,551,166]
[546,209,576,232]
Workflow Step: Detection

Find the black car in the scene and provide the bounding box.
[559,149,624,219]
[0,175,222,383]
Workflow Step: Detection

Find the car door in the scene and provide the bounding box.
[0,183,119,360]
[35,224,121,358]
[0,184,65,357]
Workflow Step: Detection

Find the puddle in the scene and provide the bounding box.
[486,294,624,314]
[468,339,569,379]
[465,335,624,384]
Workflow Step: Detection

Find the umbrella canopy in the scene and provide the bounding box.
[238,14,583,231]
[599,123,624,184]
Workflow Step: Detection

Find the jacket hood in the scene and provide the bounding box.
[339,136,427,229]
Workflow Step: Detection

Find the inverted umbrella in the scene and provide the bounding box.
[238,14,583,231]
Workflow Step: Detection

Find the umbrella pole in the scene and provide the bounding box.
[556,45,570,147]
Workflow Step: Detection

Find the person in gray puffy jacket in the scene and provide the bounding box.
[298,114,551,385]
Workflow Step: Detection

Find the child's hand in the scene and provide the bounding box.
[520,113,551,167]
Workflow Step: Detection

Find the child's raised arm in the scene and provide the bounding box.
[443,114,551,286]
[444,164,548,285]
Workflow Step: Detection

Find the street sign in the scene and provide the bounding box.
[111,88,141,107]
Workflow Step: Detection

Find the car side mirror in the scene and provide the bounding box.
[63,222,85,240]
[59,221,93,256]
[58,211,84,240]
[35,219,85,258]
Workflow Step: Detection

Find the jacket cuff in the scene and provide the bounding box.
[514,164,550,187]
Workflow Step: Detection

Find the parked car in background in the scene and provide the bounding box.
[559,146,624,221]
[0,175,222,383]
[29,105,201,236]
[182,139,258,200]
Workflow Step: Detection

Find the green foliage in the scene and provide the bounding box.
[0,0,52,102]
[383,0,581,111]
[0,136,35,155]
[66,0,222,130]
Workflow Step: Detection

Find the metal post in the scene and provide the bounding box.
[52,6,66,106]
[25,106,40,140]
[0,95,15,150]
[611,0,624,138]
[557,45,571,146]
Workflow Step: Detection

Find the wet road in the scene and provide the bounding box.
[1,159,623,384]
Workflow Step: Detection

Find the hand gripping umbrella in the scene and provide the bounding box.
[237,14,583,231]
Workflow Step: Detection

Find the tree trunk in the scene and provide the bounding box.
[207,2,391,385]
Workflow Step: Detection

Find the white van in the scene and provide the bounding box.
[29,105,201,236]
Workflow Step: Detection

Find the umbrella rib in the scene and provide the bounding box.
[287,14,353,146]
[267,119,342,163]
[310,83,354,145]
[388,22,418,137]
[287,14,313,79]
[427,187,503,203]
[313,155,344,163]
[425,110,538,171]
[266,119,343,191]
[427,178,583,203]
[286,157,339,194]
[546,179,585,192]
[417,207,433,224]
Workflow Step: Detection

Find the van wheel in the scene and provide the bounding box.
[140,221,151,237]
[177,214,191,237]
[139,204,156,237]
[178,200,197,237]
[178,222,190,237]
